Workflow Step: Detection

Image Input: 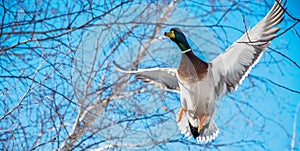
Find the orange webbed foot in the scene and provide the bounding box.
[177,107,187,122]
[198,114,208,132]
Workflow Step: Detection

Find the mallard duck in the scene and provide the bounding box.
[115,0,285,143]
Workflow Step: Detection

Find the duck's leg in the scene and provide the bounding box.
[198,114,208,132]
[177,107,187,122]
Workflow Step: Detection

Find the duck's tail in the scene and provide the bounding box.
[191,120,219,143]
[177,112,219,143]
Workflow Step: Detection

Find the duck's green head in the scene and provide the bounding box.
[164,28,191,52]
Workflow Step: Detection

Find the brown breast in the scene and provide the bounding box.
[177,51,208,83]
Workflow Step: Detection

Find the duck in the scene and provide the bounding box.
[114,0,285,143]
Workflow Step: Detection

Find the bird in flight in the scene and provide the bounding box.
[115,0,285,143]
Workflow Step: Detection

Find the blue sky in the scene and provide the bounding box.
[110,0,300,150]
[0,0,299,150]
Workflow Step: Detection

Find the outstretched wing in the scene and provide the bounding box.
[211,0,285,95]
[114,62,180,93]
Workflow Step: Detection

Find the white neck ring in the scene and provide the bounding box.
[181,49,192,53]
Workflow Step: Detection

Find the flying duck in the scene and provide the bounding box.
[115,0,285,143]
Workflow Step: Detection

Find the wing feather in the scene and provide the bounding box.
[114,62,180,93]
[211,0,285,95]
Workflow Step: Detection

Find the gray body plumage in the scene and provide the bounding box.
[177,63,219,143]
